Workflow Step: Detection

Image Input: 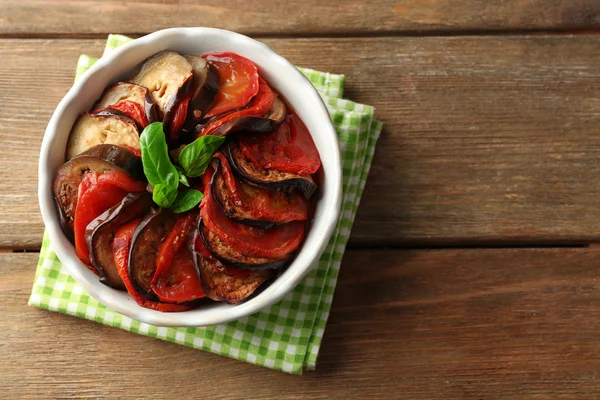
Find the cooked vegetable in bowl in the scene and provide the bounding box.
[39,28,341,327]
[52,50,322,311]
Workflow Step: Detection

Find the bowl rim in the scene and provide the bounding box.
[38,27,342,327]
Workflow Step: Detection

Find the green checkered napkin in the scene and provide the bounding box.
[29,35,382,374]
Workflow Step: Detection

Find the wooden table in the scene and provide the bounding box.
[2,1,600,398]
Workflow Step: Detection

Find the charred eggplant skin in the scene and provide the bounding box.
[128,208,177,300]
[86,193,153,289]
[93,107,144,132]
[226,141,317,198]
[193,98,285,138]
[162,75,193,142]
[143,90,159,124]
[199,221,289,270]
[225,97,286,135]
[181,56,220,134]
[80,144,144,180]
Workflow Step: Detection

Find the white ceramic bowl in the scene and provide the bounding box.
[38,28,342,327]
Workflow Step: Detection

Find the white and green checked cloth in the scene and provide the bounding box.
[29,35,382,374]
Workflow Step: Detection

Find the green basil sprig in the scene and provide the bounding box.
[171,189,204,213]
[179,135,226,177]
[139,122,221,213]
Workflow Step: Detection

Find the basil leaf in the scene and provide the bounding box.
[153,183,178,208]
[171,189,204,213]
[175,166,190,187]
[140,122,179,188]
[178,173,190,187]
[179,135,226,177]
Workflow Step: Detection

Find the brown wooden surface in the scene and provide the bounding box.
[3,1,600,398]
[4,248,600,399]
[2,0,600,36]
[4,36,600,248]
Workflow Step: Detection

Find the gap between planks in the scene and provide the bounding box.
[2,28,600,41]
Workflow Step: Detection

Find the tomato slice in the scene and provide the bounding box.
[165,95,191,145]
[113,219,191,312]
[151,213,205,303]
[212,152,309,223]
[196,77,274,137]
[202,52,259,118]
[238,113,321,175]
[96,100,149,129]
[74,171,146,268]
[200,170,304,259]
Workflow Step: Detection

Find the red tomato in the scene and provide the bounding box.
[113,219,191,312]
[238,113,321,175]
[212,152,309,223]
[74,172,146,268]
[200,171,304,259]
[166,95,191,145]
[196,77,275,138]
[96,100,149,128]
[121,145,141,157]
[151,213,205,303]
[202,52,259,118]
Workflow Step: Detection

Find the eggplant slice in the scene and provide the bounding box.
[130,51,193,117]
[195,254,272,304]
[232,97,286,134]
[93,82,158,124]
[52,155,132,238]
[227,140,317,198]
[196,97,286,138]
[210,155,309,228]
[86,193,153,289]
[200,222,289,270]
[66,113,140,160]
[128,208,177,300]
[180,54,220,133]
[79,144,144,180]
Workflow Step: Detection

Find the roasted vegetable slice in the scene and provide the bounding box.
[238,113,321,176]
[74,172,146,268]
[180,54,220,134]
[150,212,205,303]
[200,222,289,270]
[94,82,158,119]
[66,113,140,160]
[128,208,178,299]
[194,251,272,304]
[202,52,259,118]
[227,140,317,198]
[195,77,278,138]
[52,155,132,238]
[130,51,193,118]
[80,144,144,180]
[114,219,192,312]
[200,172,305,259]
[93,82,158,127]
[94,102,148,131]
[211,153,309,228]
[86,193,153,289]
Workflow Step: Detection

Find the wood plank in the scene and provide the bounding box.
[3,248,600,398]
[2,0,600,36]
[3,36,600,248]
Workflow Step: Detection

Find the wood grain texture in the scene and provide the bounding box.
[2,0,600,36]
[3,248,600,398]
[4,36,600,248]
